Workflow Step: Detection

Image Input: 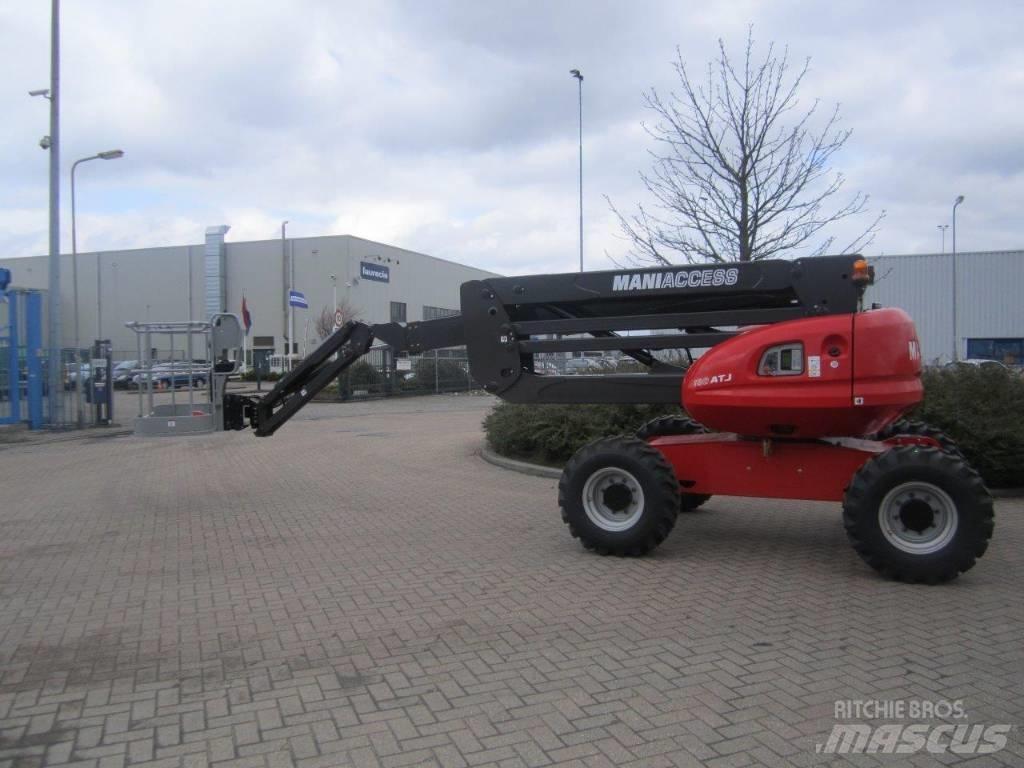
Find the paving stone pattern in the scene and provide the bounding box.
[1,395,1021,767]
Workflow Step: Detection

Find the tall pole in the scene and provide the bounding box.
[937,224,948,255]
[241,286,247,372]
[570,69,584,272]
[47,0,62,425]
[71,150,123,427]
[281,220,289,364]
[289,241,295,369]
[71,160,81,426]
[951,195,964,362]
[96,253,102,340]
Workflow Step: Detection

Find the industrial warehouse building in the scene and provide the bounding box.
[866,250,1023,365]
[0,228,500,367]
[1,239,1020,368]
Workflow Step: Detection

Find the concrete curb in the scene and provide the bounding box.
[0,426,134,448]
[992,488,1024,499]
[480,444,562,479]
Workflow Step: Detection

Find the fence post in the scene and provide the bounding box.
[26,291,44,429]
[434,349,439,394]
[6,291,21,425]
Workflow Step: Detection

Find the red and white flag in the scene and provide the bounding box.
[241,296,252,335]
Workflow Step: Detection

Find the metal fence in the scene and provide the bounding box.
[319,349,672,401]
[330,347,478,400]
[244,346,685,404]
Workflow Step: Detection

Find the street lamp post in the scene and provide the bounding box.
[71,149,124,426]
[28,0,61,425]
[570,69,583,272]
[937,224,948,255]
[951,195,965,361]
[281,220,289,367]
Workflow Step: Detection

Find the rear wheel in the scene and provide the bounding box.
[872,419,964,458]
[559,436,680,556]
[842,447,993,583]
[635,416,711,511]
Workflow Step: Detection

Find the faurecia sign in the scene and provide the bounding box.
[360,262,390,283]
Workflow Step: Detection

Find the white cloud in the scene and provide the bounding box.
[1,0,1021,275]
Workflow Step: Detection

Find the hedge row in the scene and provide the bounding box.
[483,364,1024,487]
[914,365,1024,487]
[484,403,683,467]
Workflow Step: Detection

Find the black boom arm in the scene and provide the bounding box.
[225,254,870,436]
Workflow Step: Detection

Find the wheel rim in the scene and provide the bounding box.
[878,481,958,554]
[582,466,645,531]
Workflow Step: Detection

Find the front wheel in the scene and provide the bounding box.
[558,436,680,556]
[635,416,711,511]
[843,447,994,583]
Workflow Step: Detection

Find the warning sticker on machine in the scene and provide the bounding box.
[808,355,822,378]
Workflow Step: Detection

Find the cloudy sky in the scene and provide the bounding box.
[2,0,1022,276]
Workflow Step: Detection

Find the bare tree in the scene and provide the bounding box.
[610,29,883,265]
[314,300,361,340]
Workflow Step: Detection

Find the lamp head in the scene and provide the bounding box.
[955,195,964,205]
[98,149,124,160]
[28,88,50,98]
[570,69,583,81]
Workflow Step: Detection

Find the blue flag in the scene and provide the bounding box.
[288,290,308,309]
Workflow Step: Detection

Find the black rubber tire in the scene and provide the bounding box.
[871,419,964,459]
[635,415,707,440]
[635,416,711,511]
[558,436,680,556]
[842,446,994,583]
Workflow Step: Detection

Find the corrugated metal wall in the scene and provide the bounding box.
[867,251,1023,363]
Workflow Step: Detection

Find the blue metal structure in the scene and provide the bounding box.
[0,288,44,428]
[26,292,44,428]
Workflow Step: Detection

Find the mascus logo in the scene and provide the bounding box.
[612,267,740,291]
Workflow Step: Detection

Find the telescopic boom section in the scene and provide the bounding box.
[224,255,872,436]
[223,314,468,437]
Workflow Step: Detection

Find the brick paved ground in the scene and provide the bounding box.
[1,394,1021,767]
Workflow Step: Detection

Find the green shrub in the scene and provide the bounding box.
[483,402,683,466]
[912,364,1024,488]
[326,361,386,399]
[240,370,281,382]
[346,360,384,389]
[412,357,470,390]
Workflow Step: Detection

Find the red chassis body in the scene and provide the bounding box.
[652,307,927,502]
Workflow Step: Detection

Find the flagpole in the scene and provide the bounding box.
[241,291,250,373]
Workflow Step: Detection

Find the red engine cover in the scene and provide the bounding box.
[683,308,922,438]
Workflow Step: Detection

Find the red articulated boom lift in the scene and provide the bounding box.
[224,254,993,583]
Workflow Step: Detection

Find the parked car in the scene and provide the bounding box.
[945,359,1010,370]
[564,357,606,374]
[112,360,140,389]
[64,362,90,390]
[131,362,208,390]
